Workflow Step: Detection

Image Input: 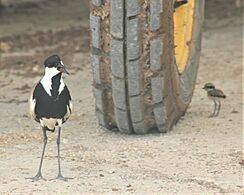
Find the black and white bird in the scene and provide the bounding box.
[28,55,73,181]
[202,83,226,117]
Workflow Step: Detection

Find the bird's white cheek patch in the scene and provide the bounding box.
[45,67,60,76]
[41,78,52,96]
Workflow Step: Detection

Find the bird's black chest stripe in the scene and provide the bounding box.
[33,82,71,119]
[51,73,61,100]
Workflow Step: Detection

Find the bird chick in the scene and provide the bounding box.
[202,83,226,117]
[27,55,73,181]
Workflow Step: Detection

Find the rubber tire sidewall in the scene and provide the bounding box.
[163,0,205,129]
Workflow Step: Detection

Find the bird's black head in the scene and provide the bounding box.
[44,55,69,75]
[202,83,215,91]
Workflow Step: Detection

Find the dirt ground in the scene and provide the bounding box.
[0,0,243,194]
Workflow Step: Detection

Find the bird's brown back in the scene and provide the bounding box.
[208,89,226,99]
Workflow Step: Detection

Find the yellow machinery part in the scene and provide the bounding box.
[174,0,195,73]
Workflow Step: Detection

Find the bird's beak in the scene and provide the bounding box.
[58,64,70,75]
[60,67,70,75]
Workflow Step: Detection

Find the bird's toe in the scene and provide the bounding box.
[54,174,73,181]
[26,173,46,182]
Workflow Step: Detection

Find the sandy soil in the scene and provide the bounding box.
[0,0,243,194]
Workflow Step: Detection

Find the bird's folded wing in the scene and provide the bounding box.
[209,89,226,98]
[62,100,73,123]
[62,85,73,123]
[29,85,39,122]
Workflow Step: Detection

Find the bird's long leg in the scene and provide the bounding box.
[215,100,221,117]
[55,126,72,181]
[209,99,217,117]
[26,128,47,181]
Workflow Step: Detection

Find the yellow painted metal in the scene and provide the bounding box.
[174,0,195,73]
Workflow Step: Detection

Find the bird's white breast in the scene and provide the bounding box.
[40,67,65,96]
[59,78,65,94]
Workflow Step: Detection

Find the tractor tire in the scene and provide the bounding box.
[90,0,205,134]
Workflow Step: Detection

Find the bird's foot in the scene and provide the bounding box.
[54,173,73,181]
[26,172,46,181]
[214,111,220,117]
[209,114,216,118]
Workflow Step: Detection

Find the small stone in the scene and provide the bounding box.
[239,159,244,166]
[32,65,39,73]
[0,42,11,52]
[108,169,115,174]
[63,139,68,144]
